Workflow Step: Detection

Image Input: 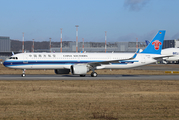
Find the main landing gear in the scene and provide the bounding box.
[90,67,98,77]
[21,69,26,77]
[79,72,97,77]
[91,72,98,77]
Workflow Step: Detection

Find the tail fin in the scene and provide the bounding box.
[145,40,150,46]
[141,30,165,54]
[12,51,14,56]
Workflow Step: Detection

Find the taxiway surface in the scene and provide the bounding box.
[0,74,179,80]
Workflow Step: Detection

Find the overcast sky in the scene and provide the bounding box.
[0,0,179,42]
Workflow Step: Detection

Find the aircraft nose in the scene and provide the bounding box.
[3,61,8,67]
[3,61,6,66]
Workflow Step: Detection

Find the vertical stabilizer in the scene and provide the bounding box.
[141,30,165,54]
[145,40,150,46]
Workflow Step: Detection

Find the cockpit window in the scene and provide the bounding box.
[9,57,18,60]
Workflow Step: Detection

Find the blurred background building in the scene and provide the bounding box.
[0,35,179,62]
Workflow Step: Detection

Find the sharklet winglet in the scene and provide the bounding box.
[132,48,140,59]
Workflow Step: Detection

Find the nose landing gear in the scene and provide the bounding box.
[21,69,26,77]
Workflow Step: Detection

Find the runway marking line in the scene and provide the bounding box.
[165,71,179,74]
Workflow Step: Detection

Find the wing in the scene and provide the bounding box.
[152,55,174,60]
[88,49,140,67]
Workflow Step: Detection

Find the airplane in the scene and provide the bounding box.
[3,30,169,77]
[161,48,179,63]
[145,40,179,64]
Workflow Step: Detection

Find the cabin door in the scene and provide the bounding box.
[23,55,28,63]
[141,55,146,64]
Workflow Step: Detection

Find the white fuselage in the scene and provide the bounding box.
[3,52,157,70]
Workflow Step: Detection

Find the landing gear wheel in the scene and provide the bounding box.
[91,72,98,77]
[80,75,86,77]
[21,73,26,77]
[21,69,26,77]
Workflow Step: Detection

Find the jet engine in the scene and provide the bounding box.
[71,65,89,75]
[54,69,70,74]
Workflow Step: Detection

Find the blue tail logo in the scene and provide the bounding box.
[141,30,165,54]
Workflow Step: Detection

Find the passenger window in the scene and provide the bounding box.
[44,55,46,57]
[34,55,37,57]
[48,55,51,57]
[29,55,32,57]
[53,55,56,57]
[39,55,42,57]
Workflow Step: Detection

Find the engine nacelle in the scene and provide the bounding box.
[54,69,70,74]
[71,65,89,75]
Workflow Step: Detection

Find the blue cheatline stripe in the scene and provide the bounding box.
[3,60,139,67]
[4,60,139,63]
